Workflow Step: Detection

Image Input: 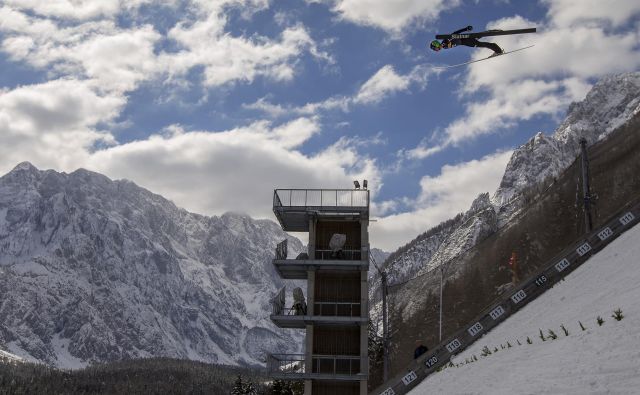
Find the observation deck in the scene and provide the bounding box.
[270,286,367,329]
[273,189,369,232]
[272,239,369,279]
[266,353,366,381]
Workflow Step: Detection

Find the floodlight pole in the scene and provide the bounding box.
[580,138,593,233]
[371,253,390,382]
[381,271,389,382]
[439,266,443,342]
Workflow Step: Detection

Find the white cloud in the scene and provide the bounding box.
[403,142,445,160]
[421,6,640,152]
[0,0,370,225]
[543,0,640,28]
[371,150,512,251]
[245,64,433,117]
[0,1,329,93]
[84,118,380,219]
[2,0,121,20]
[163,18,324,87]
[443,78,591,145]
[354,65,409,104]
[327,0,462,33]
[0,79,121,173]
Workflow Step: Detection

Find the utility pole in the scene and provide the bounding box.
[580,138,593,232]
[371,254,389,382]
[380,271,389,382]
[438,262,450,343]
[439,266,443,342]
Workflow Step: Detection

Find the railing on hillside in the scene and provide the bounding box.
[372,201,640,395]
[273,189,369,209]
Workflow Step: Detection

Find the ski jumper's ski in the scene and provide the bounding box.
[432,45,534,69]
[435,28,536,40]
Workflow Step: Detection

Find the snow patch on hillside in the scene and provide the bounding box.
[411,222,640,394]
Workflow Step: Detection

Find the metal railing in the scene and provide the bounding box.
[275,239,288,260]
[273,241,367,262]
[273,189,369,208]
[312,355,361,376]
[314,302,361,317]
[267,353,362,377]
[267,353,306,375]
[314,248,363,260]
[271,286,286,315]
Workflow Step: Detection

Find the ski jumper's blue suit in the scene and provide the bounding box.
[441,26,503,54]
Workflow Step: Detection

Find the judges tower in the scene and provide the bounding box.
[267,187,370,395]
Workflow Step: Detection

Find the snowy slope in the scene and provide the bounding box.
[0,349,23,364]
[0,163,305,368]
[410,221,640,394]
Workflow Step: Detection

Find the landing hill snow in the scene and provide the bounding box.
[411,222,640,394]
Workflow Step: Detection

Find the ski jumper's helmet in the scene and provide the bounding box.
[430,40,442,51]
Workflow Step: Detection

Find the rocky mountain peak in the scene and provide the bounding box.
[494,71,640,208]
[0,164,304,369]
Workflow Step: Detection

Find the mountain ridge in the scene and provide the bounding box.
[0,163,305,368]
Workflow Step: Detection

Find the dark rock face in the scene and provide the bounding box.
[0,164,304,368]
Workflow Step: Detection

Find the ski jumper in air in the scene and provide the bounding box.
[430,26,503,56]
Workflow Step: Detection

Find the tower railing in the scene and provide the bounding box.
[271,286,286,316]
[274,240,368,262]
[275,239,288,260]
[267,353,363,377]
[313,302,361,317]
[267,353,306,375]
[273,189,369,209]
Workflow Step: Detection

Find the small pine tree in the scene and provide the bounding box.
[500,344,505,350]
[526,337,532,344]
[232,375,244,395]
[481,346,491,357]
[448,362,454,368]
[270,379,284,394]
[597,316,605,326]
[547,329,557,340]
[579,321,586,331]
[493,347,499,353]
[612,308,624,321]
[561,324,569,336]
[243,381,257,395]
[517,339,521,346]
[473,355,478,362]
[539,329,546,341]
[507,341,512,348]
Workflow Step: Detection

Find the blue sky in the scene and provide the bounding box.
[0,0,639,250]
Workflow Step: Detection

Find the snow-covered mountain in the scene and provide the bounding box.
[0,163,304,368]
[380,72,640,291]
[495,72,640,206]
